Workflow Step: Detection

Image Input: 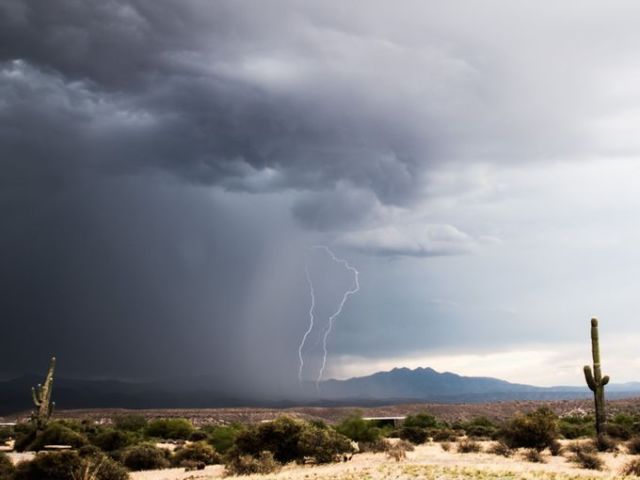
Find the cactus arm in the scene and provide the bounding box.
[584,366,596,391]
[602,376,610,386]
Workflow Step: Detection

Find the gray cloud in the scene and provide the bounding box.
[4,0,640,392]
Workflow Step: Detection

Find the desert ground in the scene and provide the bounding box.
[5,397,640,426]
[123,440,633,480]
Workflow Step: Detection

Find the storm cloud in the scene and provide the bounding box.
[4,1,640,393]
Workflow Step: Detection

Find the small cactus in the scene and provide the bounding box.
[31,356,56,429]
[583,319,609,437]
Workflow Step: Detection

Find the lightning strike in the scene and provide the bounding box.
[314,246,360,389]
[297,262,316,384]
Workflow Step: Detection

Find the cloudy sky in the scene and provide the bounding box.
[3,1,640,396]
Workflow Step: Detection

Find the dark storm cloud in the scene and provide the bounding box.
[5,0,640,390]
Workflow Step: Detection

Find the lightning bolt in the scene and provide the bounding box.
[314,245,360,389]
[297,262,316,384]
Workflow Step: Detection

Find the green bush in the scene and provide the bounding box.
[335,414,381,443]
[188,430,208,442]
[113,414,148,432]
[74,453,129,480]
[0,426,14,443]
[403,413,439,429]
[595,434,618,452]
[0,452,15,479]
[121,444,170,471]
[13,451,82,480]
[29,423,89,451]
[431,428,459,442]
[296,424,354,463]
[500,407,559,451]
[460,418,499,439]
[232,417,304,464]
[172,441,221,467]
[13,423,37,452]
[205,424,244,454]
[145,418,194,440]
[358,438,391,453]
[558,415,594,439]
[224,451,280,476]
[91,428,139,452]
[398,427,429,445]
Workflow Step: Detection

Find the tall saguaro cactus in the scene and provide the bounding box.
[31,356,56,429]
[583,319,609,437]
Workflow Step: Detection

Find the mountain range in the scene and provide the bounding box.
[2,367,640,416]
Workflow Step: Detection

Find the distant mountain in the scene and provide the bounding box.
[2,367,640,416]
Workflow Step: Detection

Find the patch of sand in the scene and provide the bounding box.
[131,441,639,480]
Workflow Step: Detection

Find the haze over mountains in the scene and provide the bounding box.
[2,367,640,416]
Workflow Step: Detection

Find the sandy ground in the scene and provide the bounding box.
[128,441,640,480]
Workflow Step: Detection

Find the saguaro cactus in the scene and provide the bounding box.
[583,318,609,437]
[31,356,56,429]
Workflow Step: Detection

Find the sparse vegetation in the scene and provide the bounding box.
[171,441,221,467]
[224,451,281,476]
[628,435,640,454]
[572,450,604,470]
[456,439,482,453]
[440,441,451,452]
[486,440,513,457]
[621,458,640,476]
[522,448,546,463]
[0,452,15,479]
[500,407,559,451]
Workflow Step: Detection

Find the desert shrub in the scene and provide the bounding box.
[621,458,640,476]
[224,451,280,476]
[386,442,411,462]
[0,452,15,479]
[522,448,546,463]
[188,430,208,442]
[172,441,221,467]
[91,429,139,452]
[398,426,429,445]
[145,418,194,440]
[440,441,451,452]
[628,436,640,454]
[232,417,304,464]
[432,429,459,442]
[297,425,354,464]
[500,407,558,451]
[73,454,129,480]
[14,423,38,452]
[112,414,147,432]
[206,424,244,454]
[358,438,390,453]
[595,434,618,452]
[606,423,632,440]
[335,414,381,443]
[457,439,482,453]
[121,444,170,471]
[572,450,603,470]
[461,417,499,439]
[29,422,89,451]
[565,441,596,455]
[230,417,351,465]
[487,440,513,457]
[549,439,563,456]
[13,451,82,480]
[0,426,14,443]
[403,413,439,429]
[558,415,594,439]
